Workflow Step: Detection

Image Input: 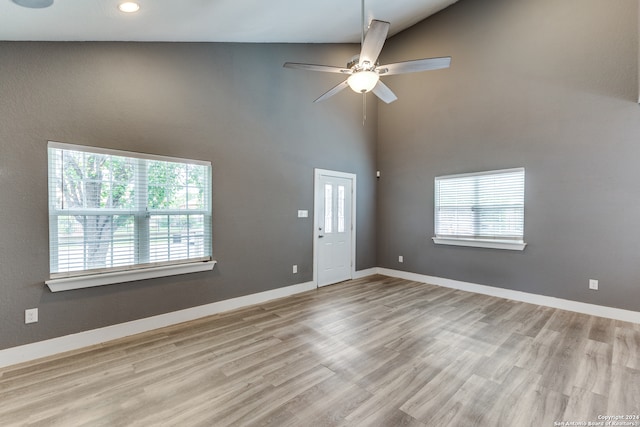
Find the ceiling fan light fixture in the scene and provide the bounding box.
[347,71,379,93]
[118,2,140,13]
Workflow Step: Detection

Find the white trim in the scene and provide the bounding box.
[377,268,640,324]
[436,167,524,180]
[0,280,316,369]
[353,267,378,279]
[48,141,211,166]
[432,237,527,251]
[313,168,357,287]
[46,260,217,292]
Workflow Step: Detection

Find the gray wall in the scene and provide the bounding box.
[377,0,640,311]
[0,42,378,350]
[2,0,639,352]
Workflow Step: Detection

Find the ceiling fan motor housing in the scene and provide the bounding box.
[347,55,360,70]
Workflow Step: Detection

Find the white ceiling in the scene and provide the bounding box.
[0,0,458,43]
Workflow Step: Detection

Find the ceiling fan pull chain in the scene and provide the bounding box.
[363,92,366,125]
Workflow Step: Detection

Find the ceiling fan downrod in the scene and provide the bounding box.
[361,0,366,46]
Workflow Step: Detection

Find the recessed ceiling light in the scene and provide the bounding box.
[12,0,54,8]
[118,2,140,13]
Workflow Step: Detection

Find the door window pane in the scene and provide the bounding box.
[324,184,333,233]
[338,185,345,233]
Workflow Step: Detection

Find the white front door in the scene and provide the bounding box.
[315,170,354,287]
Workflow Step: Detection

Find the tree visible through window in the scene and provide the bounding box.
[48,142,212,278]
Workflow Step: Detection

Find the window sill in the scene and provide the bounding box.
[45,260,217,292]
[432,237,526,251]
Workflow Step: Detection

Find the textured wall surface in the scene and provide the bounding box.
[377,0,640,311]
[0,42,378,350]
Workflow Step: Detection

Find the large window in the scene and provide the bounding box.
[47,142,213,289]
[433,168,526,250]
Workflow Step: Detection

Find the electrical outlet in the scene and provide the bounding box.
[25,308,38,324]
[398,255,404,263]
[589,279,598,290]
[293,265,298,274]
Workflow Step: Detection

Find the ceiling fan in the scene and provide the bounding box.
[283,1,451,104]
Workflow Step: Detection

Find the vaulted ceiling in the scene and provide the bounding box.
[0,0,458,43]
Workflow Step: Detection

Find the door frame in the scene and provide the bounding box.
[313,168,357,288]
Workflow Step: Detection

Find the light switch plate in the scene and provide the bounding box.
[297,210,308,218]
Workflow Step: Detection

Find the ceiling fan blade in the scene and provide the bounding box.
[314,80,350,103]
[283,62,351,74]
[359,19,390,67]
[372,81,398,104]
[377,57,451,76]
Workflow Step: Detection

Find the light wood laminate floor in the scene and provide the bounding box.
[1,275,639,426]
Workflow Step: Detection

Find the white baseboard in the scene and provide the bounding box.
[0,281,316,370]
[4,268,639,370]
[378,268,640,324]
[353,267,378,279]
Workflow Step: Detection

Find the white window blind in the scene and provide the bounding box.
[434,168,525,248]
[48,141,212,279]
